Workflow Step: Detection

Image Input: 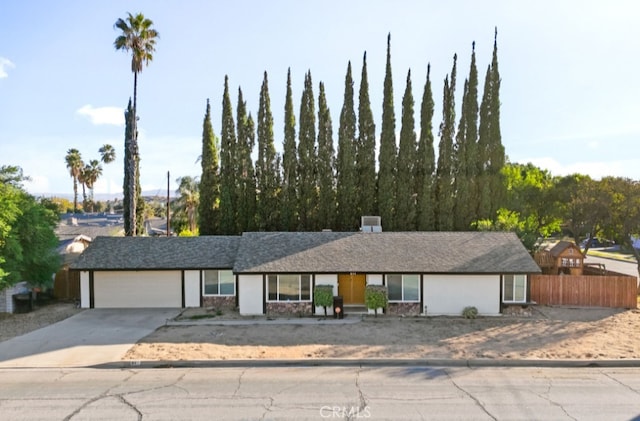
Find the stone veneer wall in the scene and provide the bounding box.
[266,302,313,317]
[387,302,421,316]
[501,304,534,317]
[202,296,237,311]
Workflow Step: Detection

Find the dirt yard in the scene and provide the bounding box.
[0,301,82,342]
[124,306,640,361]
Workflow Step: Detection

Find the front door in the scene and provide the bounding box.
[338,273,366,304]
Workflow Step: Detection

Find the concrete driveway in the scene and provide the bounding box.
[0,308,179,368]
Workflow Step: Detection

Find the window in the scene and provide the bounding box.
[386,274,420,302]
[203,270,235,296]
[267,274,312,302]
[503,274,526,303]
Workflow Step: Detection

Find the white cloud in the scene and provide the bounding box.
[23,175,50,194]
[517,156,640,180]
[0,57,15,78]
[76,105,125,126]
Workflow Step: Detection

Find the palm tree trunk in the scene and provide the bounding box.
[81,183,87,211]
[73,177,78,213]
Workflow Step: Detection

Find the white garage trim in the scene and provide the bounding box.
[93,270,182,308]
[423,274,500,316]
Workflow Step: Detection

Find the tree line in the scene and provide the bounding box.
[192,32,504,236]
[0,166,60,289]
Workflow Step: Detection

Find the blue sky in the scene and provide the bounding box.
[1,0,639,197]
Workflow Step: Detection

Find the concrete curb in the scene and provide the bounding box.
[166,317,363,326]
[88,358,640,370]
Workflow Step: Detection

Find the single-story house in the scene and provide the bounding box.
[71,231,541,316]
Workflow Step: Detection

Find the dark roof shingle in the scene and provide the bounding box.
[233,231,541,274]
[71,236,240,270]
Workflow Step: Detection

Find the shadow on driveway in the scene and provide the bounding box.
[0,308,179,368]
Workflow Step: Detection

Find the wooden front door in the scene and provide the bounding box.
[338,273,366,304]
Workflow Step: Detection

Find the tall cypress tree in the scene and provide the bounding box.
[198,99,221,235]
[123,99,134,236]
[219,75,238,234]
[356,52,377,217]
[395,69,417,230]
[336,62,358,231]
[478,29,505,221]
[434,54,457,231]
[256,71,279,230]
[317,81,336,230]
[297,70,318,230]
[477,64,492,220]
[123,99,145,236]
[416,64,436,231]
[377,33,397,231]
[236,87,257,232]
[453,43,479,230]
[487,29,505,218]
[281,68,298,231]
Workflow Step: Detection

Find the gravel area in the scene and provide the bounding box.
[0,301,83,342]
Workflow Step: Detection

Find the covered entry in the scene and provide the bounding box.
[338,273,366,304]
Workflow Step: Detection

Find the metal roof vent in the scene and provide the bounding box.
[361,216,382,232]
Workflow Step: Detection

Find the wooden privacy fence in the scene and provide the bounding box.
[53,265,80,300]
[530,274,637,309]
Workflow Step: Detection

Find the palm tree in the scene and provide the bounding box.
[64,148,83,213]
[114,12,159,236]
[83,159,103,211]
[175,176,200,234]
[99,144,116,164]
[78,166,89,211]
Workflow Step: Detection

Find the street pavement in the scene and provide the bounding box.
[1,366,640,420]
[585,254,639,278]
[0,308,179,368]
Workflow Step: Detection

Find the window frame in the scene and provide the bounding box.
[202,269,236,296]
[385,274,421,303]
[502,274,527,303]
[266,274,312,302]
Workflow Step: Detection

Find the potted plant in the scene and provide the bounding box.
[313,284,334,318]
[364,285,388,317]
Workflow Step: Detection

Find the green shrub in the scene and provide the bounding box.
[314,285,334,318]
[462,306,478,319]
[365,285,388,317]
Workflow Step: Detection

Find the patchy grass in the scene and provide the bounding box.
[587,249,637,263]
[188,314,217,320]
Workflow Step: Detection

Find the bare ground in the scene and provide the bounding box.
[0,301,82,342]
[124,306,640,361]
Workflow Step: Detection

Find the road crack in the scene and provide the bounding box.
[533,376,577,421]
[233,368,247,397]
[447,372,497,421]
[602,372,640,396]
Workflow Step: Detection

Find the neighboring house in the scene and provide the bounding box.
[534,241,584,275]
[71,231,541,316]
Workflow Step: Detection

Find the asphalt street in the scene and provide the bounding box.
[2,366,640,420]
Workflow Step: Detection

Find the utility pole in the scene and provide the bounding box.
[166,171,171,236]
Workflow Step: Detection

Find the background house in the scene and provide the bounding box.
[534,241,584,275]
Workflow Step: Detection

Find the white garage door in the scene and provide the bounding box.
[423,274,500,316]
[94,271,182,308]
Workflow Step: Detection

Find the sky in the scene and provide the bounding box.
[1,0,639,198]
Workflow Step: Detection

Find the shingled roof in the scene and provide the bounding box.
[233,231,541,274]
[71,236,240,270]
